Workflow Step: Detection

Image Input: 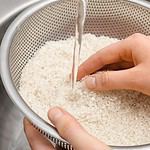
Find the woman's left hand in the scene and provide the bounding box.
[24,107,110,150]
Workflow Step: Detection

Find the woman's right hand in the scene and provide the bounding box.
[78,33,150,95]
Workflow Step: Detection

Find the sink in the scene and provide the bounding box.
[0,0,40,149]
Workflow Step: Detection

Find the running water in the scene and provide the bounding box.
[71,0,87,88]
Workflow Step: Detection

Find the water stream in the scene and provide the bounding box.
[71,0,87,88]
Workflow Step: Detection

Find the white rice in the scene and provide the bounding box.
[19,34,150,146]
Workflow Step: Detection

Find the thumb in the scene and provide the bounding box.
[48,107,110,150]
[82,68,138,91]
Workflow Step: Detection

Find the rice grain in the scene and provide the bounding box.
[19,34,150,146]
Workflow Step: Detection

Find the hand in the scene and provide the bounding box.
[78,33,150,95]
[24,107,110,150]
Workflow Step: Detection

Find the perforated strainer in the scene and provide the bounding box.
[0,0,150,149]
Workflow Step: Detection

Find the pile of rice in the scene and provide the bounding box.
[19,34,150,146]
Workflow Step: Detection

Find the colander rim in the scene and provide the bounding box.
[0,0,68,145]
[0,0,150,149]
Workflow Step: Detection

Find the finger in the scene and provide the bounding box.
[78,39,132,80]
[48,107,110,150]
[24,118,54,150]
[82,67,139,91]
[101,61,134,71]
[78,33,148,80]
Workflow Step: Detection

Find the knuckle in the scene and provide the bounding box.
[125,33,146,49]
[131,33,144,38]
[130,33,145,42]
[96,71,110,90]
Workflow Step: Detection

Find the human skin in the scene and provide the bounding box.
[24,107,110,150]
[24,33,150,150]
[78,33,150,95]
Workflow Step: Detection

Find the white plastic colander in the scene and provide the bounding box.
[0,0,150,149]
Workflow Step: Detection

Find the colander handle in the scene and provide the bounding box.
[128,0,150,9]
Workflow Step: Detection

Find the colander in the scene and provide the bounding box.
[0,0,150,149]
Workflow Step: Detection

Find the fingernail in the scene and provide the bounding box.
[49,107,63,123]
[82,76,96,90]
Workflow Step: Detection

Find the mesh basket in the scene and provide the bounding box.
[0,0,150,149]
